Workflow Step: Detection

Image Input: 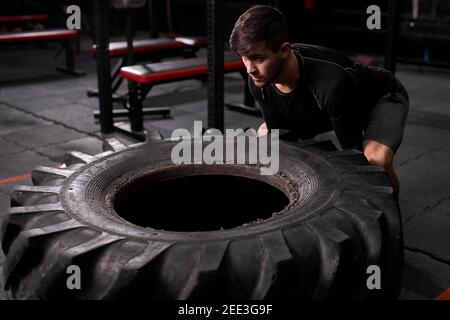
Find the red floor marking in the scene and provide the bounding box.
[0,172,32,184]
[0,164,64,185]
[435,287,450,300]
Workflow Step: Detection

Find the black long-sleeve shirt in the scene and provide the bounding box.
[249,43,398,149]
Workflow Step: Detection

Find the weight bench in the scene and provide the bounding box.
[0,29,84,75]
[114,54,259,141]
[88,36,207,98]
[0,14,48,24]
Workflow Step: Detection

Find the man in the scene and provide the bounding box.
[229,5,409,196]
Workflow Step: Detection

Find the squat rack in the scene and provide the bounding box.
[93,0,229,135]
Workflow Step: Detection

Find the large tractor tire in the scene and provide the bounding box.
[0,134,403,299]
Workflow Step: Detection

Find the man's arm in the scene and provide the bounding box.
[324,75,362,150]
[363,139,399,196]
[330,114,362,149]
[257,122,268,137]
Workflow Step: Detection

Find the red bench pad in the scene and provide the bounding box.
[92,36,207,57]
[0,14,48,23]
[0,29,77,43]
[120,54,244,85]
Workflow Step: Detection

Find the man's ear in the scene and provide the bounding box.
[280,42,291,58]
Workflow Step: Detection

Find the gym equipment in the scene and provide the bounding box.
[118,53,256,141]
[0,135,403,299]
[203,0,260,134]
[92,0,208,135]
[88,36,207,99]
[91,0,258,137]
[206,0,224,132]
[0,14,48,23]
[0,29,84,75]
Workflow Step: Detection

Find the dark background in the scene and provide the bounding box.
[1,0,449,65]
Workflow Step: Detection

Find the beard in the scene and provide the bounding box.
[251,77,268,88]
[251,57,284,88]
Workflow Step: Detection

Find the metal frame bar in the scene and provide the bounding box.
[93,0,114,133]
[60,38,85,75]
[207,0,224,131]
[148,0,158,38]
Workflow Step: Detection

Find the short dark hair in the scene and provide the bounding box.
[229,5,288,56]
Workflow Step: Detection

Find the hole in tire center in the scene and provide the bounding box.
[113,174,290,231]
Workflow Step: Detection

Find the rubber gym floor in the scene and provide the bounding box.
[0,35,450,300]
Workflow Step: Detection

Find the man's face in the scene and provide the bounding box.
[241,42,283,88]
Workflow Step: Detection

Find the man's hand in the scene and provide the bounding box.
[257,122,268,137]
[362,139,400,197]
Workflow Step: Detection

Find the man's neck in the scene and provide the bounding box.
[273,50,299,94]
